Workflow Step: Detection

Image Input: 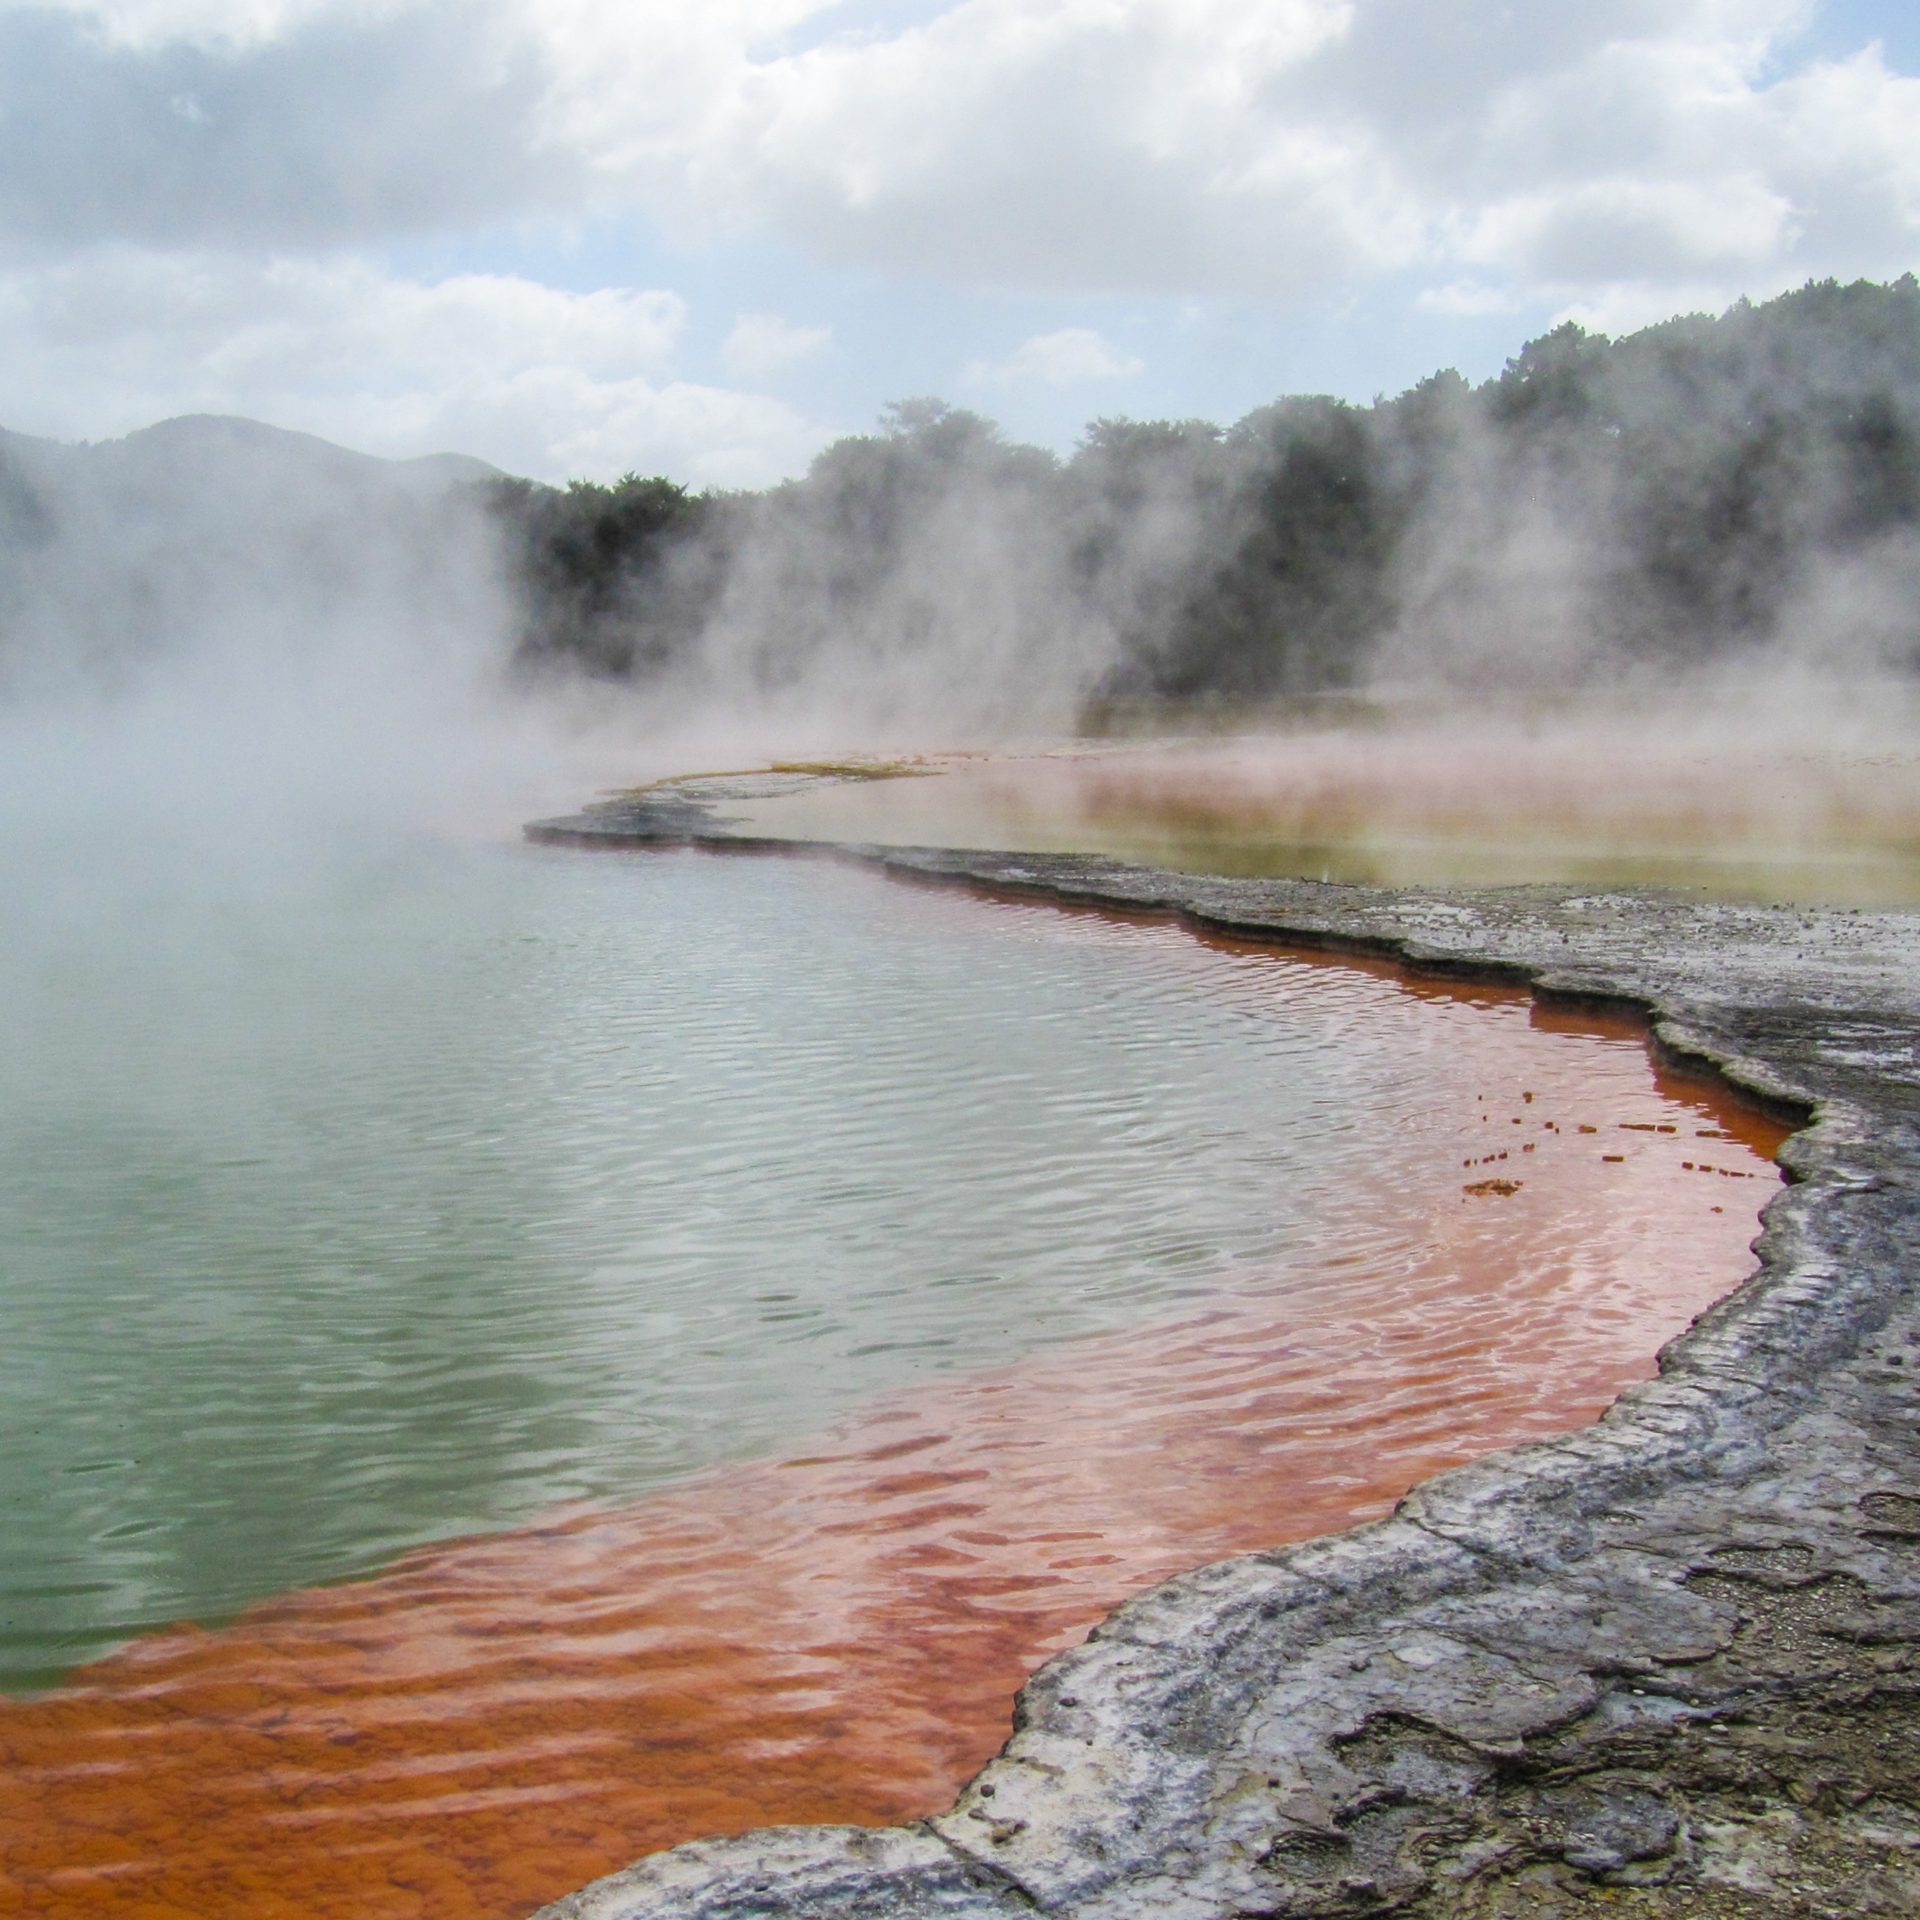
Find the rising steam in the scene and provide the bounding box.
[4,281,1918,865]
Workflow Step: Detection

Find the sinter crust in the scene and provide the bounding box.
[523,788,1920,1919]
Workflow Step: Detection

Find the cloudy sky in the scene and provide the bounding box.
[1,0,1916,484]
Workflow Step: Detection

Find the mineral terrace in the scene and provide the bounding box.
[523,776,1920,1920]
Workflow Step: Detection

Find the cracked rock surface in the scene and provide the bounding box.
[524,789,1920,1919]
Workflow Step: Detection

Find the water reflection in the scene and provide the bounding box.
[0,903,1785,1919]
[0,828,1789,1920]
[722,739,1920,905]
[5,835,1586,1687]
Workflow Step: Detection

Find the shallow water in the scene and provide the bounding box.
[4,836,1386,1687]
[0,830,1786,1919]
[723,739,1920,905]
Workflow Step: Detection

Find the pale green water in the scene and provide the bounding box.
[0,821,1499,1692]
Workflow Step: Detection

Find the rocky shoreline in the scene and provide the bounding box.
[522,782,1920,1919]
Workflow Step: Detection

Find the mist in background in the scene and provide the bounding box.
[0,414,679,865]
[487,278,1920,753]
[2,276,1918,858]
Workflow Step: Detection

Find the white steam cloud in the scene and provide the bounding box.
[5,270,1919,865]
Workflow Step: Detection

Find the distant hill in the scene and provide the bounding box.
[0,413,505,500]
[0,414,511,695]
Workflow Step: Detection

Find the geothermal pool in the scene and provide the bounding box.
[722,732,1920,905]
[0,833,1784,1920]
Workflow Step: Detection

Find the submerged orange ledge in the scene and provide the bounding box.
[0,942,1788,1920]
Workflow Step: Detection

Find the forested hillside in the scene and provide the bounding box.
[487,278,1920,715]
[2,281,1912,725]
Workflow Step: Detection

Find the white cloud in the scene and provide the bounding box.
[2,0,1919,458]
[0,250,827,484]
[966,327,1145,386]
[722,311,831,377]
[1422,38,1920,329]
[543,0,1403,293]
[345,363,827,489]
[510,0,1920,316]
[0,2,565,253]
[8,1,1916,325]
[1460,176,1798,284]
[4,0,408,50]
[1415,280,1523,319]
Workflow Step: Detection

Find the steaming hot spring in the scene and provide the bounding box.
[0,732,1798,1920]
[711,705,1920,907]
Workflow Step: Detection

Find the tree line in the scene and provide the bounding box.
[483,275,1920,709]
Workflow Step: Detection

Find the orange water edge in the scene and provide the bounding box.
[0,948,1791,1920]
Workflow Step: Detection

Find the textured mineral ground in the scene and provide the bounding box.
[524,776,1920,1920]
